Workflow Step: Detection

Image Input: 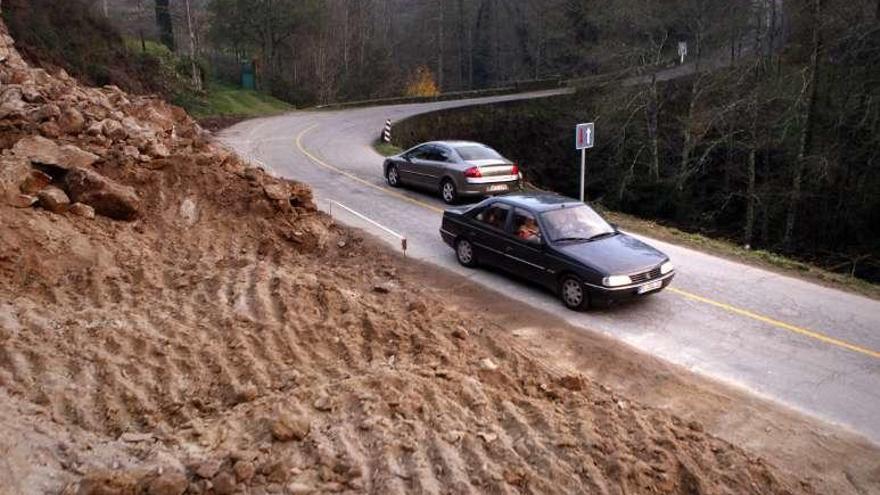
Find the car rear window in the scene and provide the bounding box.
[455,145,503,161]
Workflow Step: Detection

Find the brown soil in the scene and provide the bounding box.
[1,15,877,495]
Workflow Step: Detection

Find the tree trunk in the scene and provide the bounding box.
[744,145,757,247]
[183,0,202,91]
[437,6,444,91]
[784,0,822,247]
[154,0,175,52]
[646,74,661,182]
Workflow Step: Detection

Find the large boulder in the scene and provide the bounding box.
[64,167,140,220]
[11,136,99,170]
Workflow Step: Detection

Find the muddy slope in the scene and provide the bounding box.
[0,17,816,495]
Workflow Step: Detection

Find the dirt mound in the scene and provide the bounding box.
[0,17,814,495]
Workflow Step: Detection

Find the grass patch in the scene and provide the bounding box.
[373,141,404,157]
[184,84,293,120]
[602,210,880,300]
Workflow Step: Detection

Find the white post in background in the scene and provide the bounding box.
[580,148,586,202]
[383,119,392,143]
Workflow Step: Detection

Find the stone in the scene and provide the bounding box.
[147,470,188,495]
[101,119,127,140]
[211,471,237,495]
[147,141,170,159]
[19,169,52,194]
[39,120,62,139]
[372,283,393,294]
[37,186,70,213]
[0,86,26,119]
[233,461,256,483]
[407,300,428,314]
[11,136,99,170]
[313,394,332,412]
[29,103,61,122]
[263,182,290,201]
[58,107,86,135]
[193,459,223,479]
[8,193,37,208]
[558,375,586,391]
[479,358,499,371]
[69,202,96,219]
[271,413,311,442]
[451,328,469,340]
[286,482,314,494]
[65,167,140,221]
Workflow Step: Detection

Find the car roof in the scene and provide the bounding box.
[425,140,492,149]
[491,193,583,212]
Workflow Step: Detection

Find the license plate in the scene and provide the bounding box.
[637,280,663,294]
[487,184,508,193]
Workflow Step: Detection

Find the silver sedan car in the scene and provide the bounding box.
[383,141,521,204]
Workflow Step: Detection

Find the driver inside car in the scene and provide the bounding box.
[517,217,541,243]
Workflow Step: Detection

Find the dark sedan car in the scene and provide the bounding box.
[383,141,521,204]
[440,193,675,310]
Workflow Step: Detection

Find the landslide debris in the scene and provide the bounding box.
[0,18,814,495]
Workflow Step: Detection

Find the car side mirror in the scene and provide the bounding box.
[610,223,620,232]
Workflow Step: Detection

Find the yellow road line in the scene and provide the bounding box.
[295,123,880,361]
[295,124,444,213]
[668,287,880,359]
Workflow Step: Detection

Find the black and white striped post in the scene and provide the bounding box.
[382,119,392,143]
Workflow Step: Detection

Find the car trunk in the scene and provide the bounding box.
[465,159,517,178]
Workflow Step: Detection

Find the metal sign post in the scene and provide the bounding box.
[575,123,595,202]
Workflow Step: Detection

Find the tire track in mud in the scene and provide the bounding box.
[0,227,816,494]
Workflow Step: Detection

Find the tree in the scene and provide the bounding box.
[155,0,175,51]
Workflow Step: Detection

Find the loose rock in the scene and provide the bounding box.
[211,471,237,495]
[479,358,499,371]
[11,136,99,170]
[19,169,52,194]
[65,166,140,220]
[8,193,37,208]
[37,185,70,213]
[271,413,311,442]
[70,202,96,219]
[147,470,188,495]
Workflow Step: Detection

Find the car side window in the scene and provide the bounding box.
[475,204,511,230]
[408,145,429,160]
[434,146,452,162]
[511,208,542,244]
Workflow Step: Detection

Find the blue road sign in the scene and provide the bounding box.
[576,123,595,150]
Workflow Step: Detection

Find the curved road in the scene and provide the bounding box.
[220,91,880,445]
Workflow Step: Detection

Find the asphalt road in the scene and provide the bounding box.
[220,90,880,445]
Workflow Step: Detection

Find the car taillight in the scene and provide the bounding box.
[511,164,519,176]
[464,166,482,178]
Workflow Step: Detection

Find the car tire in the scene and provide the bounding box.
[455,239,477,268]
[386,164,401,187]
[440,179,458,204]
[559,275,589,311]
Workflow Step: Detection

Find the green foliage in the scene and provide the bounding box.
[373,142,404,157]
[182,84,292,119]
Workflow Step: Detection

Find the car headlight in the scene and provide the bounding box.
[660,261,675,275]
[603,275,632,287]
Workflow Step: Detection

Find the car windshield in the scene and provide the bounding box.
[455,145,503,161]
[541,205,615,242]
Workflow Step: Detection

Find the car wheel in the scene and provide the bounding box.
[440,179,458,204]
[386,164,401,187]
[559,275,589,311]
[455,239,477,268]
